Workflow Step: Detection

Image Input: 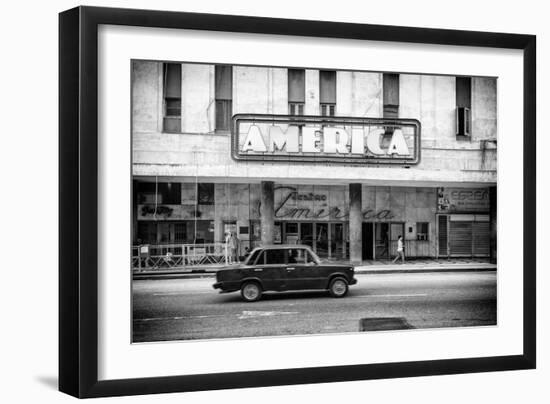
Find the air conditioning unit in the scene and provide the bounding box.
[163,116,181,133]
[456,107,471,138]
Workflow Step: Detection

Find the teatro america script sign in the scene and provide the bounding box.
[231,114,421,165]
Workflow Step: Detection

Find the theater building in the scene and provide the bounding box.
[132,61,497,264]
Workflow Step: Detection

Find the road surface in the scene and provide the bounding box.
[132,271,496,342]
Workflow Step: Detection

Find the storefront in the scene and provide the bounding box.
[436,187,493,257]
[133,180,453,261]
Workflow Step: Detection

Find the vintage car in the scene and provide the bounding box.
[213,244,357,302]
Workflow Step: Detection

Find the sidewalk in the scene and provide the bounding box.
[132,258,496,279]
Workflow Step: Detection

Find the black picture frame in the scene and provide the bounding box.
[59,6,536,398]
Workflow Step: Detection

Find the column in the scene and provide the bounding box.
[489,186,497,264]
[260,181,275,245]
[349,183,362,264]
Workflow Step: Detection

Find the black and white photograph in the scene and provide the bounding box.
[131,61,498,343]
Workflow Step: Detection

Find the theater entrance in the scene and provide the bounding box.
[276,221,348,260]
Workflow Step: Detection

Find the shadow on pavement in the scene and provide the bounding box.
[214,289,353,303]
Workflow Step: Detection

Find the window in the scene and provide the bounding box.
[287,248,311,264]
[285,222,298,234]
[288,69,305,115]
[197,183,215,205]
[320,104,335,117]
[137,182,181,205]
[173,223,186,243]
[456,76,472,137]
[417,222,429,241]
[162,63,182,133]
[383,73,399,119]
[194,220,215,244]
[319,70,336,116]
[265,249,286,265]
[215,65,232,131]
[289,103,304,115]
[137,222,157,244]
[383,73,399,136]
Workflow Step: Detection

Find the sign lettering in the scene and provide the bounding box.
[274,186,394,220]
[231,114,421,165]
[437,187,490,212]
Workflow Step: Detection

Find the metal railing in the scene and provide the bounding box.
[132,243,228,270]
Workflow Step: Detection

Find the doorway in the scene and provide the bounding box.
[279,221,347,260]
[315,223,329,258]
[375,223,390,259]
[362,223,374,260]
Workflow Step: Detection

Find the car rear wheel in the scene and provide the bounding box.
[241,281,262,302]
[329,277,348,298]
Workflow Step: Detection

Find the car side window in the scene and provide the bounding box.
[288,249,307,264]
[265,249,285,265]
[305,251,316,265]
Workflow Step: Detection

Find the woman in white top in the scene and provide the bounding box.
[392,235,405,264]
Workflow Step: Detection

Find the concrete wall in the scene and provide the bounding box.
[233,67,288,115]
[472,77,498,141]
[400,75,456,147]
[132,61,162,133]
[336,71,382,117]
[181,64,214,133]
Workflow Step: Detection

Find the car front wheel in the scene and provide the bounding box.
[328,277,348,298]
[241,281,262,302]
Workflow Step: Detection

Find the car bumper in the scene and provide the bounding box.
[349,277,358,285]
[213,281,239,293]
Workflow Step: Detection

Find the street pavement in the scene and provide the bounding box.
[132,271,496,342]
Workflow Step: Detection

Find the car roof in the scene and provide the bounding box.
[254,244,313,250]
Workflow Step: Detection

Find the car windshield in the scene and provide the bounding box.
[245,249,262,265]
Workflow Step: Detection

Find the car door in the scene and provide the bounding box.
[257,249,287,291]
[285,248,323,290]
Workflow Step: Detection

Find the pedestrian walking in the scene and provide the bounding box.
[392,235,405,264]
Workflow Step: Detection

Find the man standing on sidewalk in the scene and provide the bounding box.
[229,231,240,264]
[392,235,405,264]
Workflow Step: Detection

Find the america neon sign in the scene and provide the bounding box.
[231,114,421,165]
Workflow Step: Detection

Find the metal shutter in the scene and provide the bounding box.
[215,65,232,100]
[319,70,336,104]
[288,69,305,103]
[438,215,448,256]
[449,221,472,256]
[472,221,490,256]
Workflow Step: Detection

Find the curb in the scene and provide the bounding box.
[133,265,496,280]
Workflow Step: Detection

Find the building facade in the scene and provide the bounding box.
[132,61,497,264]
